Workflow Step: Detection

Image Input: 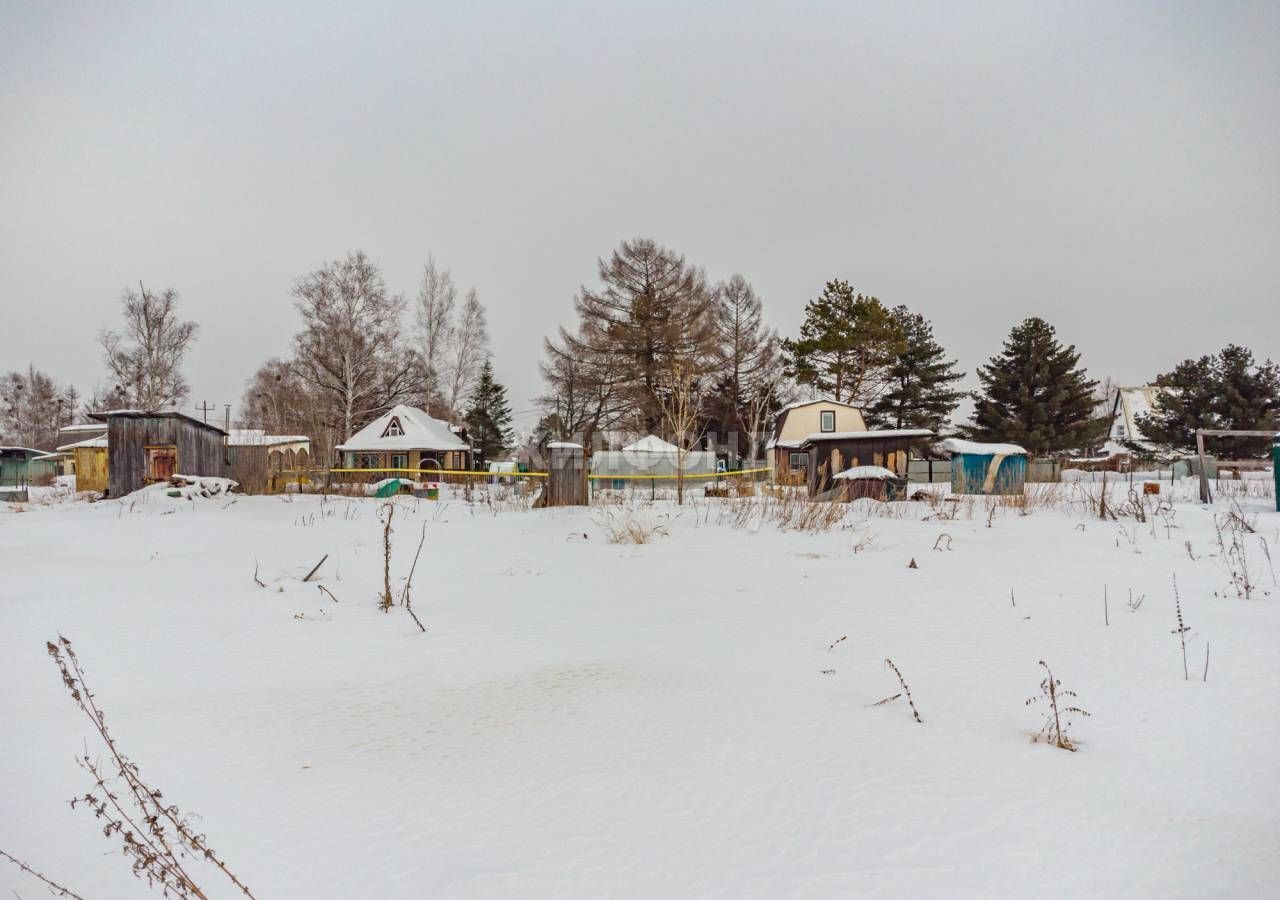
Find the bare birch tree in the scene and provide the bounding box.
[1,365,77,450]
[290,251,421,442]
[656,356,706,505]
[538,330,628,447]
[99,284,198,411]
[414,256,456,417]
[444,288,489,418]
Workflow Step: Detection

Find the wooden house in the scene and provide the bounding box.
[92,411,229,497]
[767,399,867,483]
[335,405,471,473]
[800,429,934,497]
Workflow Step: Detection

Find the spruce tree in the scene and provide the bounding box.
[782,280,904,406]
[464,361,514,461]
[967,317,1104,455]
[868,306,964,431]
[1138,345,1279,457]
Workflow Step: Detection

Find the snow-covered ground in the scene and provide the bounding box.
[2,479,1278,898]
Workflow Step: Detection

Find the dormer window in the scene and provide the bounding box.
[820,410,836,433]
[382,416,404,438]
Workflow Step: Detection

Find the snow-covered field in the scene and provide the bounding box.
[2,480,1279,899]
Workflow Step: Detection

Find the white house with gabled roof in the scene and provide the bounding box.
[335,405,470,472]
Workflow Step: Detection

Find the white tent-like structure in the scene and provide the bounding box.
[590,434,720,485]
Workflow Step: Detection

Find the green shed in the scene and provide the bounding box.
[0,447,58,487]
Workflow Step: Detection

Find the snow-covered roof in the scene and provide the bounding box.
[227,429,310,447]
[56,436,109,452]
[547,441,584,450]
[623,434,681,453]
[833,465,899,481]
[90,409,227,435]
[937,438,1028,456]
[335,405,467,452]
[802,428,933,444]
[776,397,863,415]
[58,423,107,434]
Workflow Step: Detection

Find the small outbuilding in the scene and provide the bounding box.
[938,438,1028,495]
[767,399,868,484]
[0,447,58,487]
[53,423,110,485]
[829,465,906,501]
[800,429,934,497]
[92,410,229,497]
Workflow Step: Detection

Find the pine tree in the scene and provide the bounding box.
[464,361,514,461]
[1139,345,1280,457]
[967,317,1104,455]
[782,281,904,407]
[868,306,964,431]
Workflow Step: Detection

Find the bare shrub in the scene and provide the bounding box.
[39,637,258,898]
[596,509,670,544]
[379,501,395,611]
[1026,660,1089,751]
[876,658,923,723]
[1172,579,1191,680]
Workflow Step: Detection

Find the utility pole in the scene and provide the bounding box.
[195,401,215,423]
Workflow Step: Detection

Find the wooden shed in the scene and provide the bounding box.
[799,429,934,497]
[55,436,110,492]
[92,411,229,497]
[0,447,58,487]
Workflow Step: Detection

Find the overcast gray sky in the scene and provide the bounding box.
[2,1,1277,429]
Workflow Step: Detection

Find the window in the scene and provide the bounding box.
[391,454,408,470]
[820,410,836,432]
[381,416,404,438]
[1116,424,1127,439]
[358,453,380,469]
[789,451,809,471]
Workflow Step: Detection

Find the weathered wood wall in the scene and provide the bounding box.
[228,445,270,494]
[545,445,587,506]
[74,447,109,492]
[805,436,924,497]
[106,416,228,497]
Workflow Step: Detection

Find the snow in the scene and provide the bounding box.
[622,434,681,453]
[227,429,310,446]
[938,437,1029,456]
[546,441,583,450]
[335,405,467,453]
[833,465,899,481]
[804,428,934,444]
[2,482,1279,898]
[776,397,863,414]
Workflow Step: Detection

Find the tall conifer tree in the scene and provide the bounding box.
[464,361,514,460]
[967,317,1103,454]
[868,306,964,431]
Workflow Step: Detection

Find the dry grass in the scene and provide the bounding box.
[596,508,671,544]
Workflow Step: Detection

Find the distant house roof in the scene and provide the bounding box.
[335,405,467,453]
[0,446,48,457]
[226,429,311,447]
[90,409,227,436]
[59,423,107,434]
[1106,386,1165,452]
[56,436,109,452]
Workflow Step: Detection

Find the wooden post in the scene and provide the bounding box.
[546,442,587,507]
[1196,429,1211,504]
